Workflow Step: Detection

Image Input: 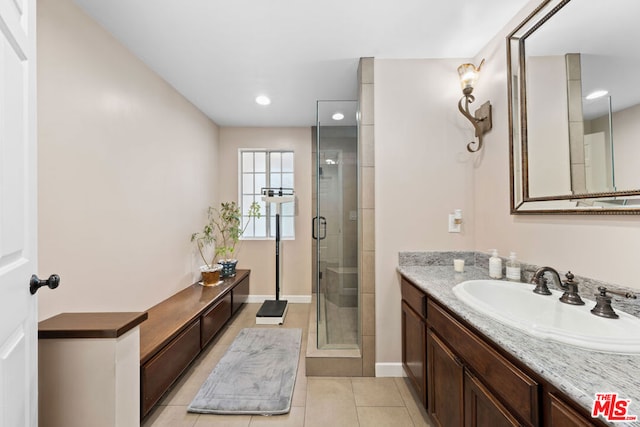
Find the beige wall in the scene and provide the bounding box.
[611,103,640,190]
[473,0,640,291]
[217,127,312,298]
[374,0,640,368]
[527,55,572,197]
[374,59,476,364]
[37,0,220,320]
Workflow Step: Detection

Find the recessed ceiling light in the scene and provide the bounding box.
[255,95,271,106]
[332,112,344,121]
[585,90,608,100]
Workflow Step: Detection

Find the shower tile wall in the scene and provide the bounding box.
[359,57,375,377]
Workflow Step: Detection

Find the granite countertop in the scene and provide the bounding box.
[397,261,640,427]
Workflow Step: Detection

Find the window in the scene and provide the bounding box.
[240,150,295,239]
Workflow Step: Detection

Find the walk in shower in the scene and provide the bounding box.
[313,100,359,350]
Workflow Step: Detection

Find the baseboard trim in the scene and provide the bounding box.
[375,363,406,377]
[247,295,312,304]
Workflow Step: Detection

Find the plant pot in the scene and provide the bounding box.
[200,265,222,286]
[218,259,238,278]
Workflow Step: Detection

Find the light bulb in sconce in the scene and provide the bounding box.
[456,59,492,153]
[457,61,483,95]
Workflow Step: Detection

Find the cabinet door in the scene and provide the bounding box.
[402,301,426,407]
[427,329,464,427]
[548,393,597,427]
[464,370,521,427]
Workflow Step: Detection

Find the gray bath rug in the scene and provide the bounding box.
[188,328,302,415]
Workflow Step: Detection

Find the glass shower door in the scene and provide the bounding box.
[315,100,359,350]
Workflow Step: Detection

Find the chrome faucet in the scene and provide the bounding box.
[530,267,585,305]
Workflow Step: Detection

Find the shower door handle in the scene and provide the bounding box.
[312,216,327,240]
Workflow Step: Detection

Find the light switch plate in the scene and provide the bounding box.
[448,214,461,233]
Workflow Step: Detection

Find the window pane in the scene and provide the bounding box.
[255,152,266,172]
[281,200,294,216]
[270,173,281,188]
[242,217,254,237]
[242,152,254,172]
[282,173,294,188]
[242,174,253,195]
[242,195,255,213]
[254,216,267,237]
[270,152,281,172]
[257,199,267,216]
[254,172,266,194]
[282,152,294,172]
[269,215,276,238]
[282,217,294,237]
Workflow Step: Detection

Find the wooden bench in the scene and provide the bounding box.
[139,269,250,418]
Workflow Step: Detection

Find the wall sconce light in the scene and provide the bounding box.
[457,59,492,152]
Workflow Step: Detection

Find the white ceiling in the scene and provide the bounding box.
[73,0,529,127]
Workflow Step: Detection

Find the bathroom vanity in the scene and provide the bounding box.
[399,254,640,427]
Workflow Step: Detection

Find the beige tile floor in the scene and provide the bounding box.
[143,303,431,427]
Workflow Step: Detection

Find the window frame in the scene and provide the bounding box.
[238,149,295,240]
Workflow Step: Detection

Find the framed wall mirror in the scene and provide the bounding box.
[508,0,640,214]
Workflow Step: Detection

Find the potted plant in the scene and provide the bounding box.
[191,201,260,284]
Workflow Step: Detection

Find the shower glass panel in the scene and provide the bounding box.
[314,100,359,350]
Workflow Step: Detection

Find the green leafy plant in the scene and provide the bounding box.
[191,201,261,269]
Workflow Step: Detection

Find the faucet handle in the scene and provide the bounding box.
[559,271,585,305]
[591,287,619,319]
[532,276,552,295]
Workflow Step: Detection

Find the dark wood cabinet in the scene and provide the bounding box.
[548,393,596,427]
[141,319,201,416]
[201,293,232,347]
[401,299,427,407]
[464,370,521,427]
[427,329,464,427]
[427,300,539,426]
[401,278,428,407]
[232,273,249,315]
[139,270,250,418]
[400,273,609,427]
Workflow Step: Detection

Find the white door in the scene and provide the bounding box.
[0,0,38,425]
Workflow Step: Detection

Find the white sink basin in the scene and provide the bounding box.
[452,279,640,354]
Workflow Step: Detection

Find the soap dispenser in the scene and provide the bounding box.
[506,252,521,282]
[489,249,502,279]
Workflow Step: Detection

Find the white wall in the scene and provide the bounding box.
[217,127,312,298]
[473,0,640,290]
[374,59,476,364]
[37,0,220,320]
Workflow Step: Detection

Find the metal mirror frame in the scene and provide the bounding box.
[507,0,640,215]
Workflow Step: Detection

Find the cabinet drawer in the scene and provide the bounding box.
[428,300,539,426]
[401,278,426,319]
[141,319,201,417]
[201,293,231,347]
[232,275,250,315]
